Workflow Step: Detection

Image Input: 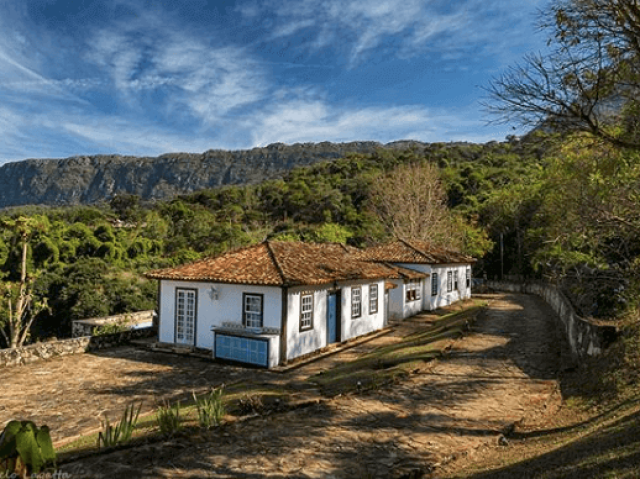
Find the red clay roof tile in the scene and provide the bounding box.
[145,241,422,286]
[357,239,475,265]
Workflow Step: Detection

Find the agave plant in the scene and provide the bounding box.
[0,420,56,477]
[97,402,142,449]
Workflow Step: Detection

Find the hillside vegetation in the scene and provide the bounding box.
[0,130,638,346]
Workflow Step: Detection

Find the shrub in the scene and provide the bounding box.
[193,387,225,428]
[93,316,131,336]
[156,400,182,436]
[0,420,56,475]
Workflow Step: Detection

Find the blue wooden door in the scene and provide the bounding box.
[327,292,338,344]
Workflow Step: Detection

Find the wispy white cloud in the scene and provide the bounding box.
[248,99,501,147]
[0,0,538,163]
[244,0,546,66]
[85,17,269,124]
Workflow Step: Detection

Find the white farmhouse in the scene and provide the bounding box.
[146,241,426,368]
[357,239,475,321]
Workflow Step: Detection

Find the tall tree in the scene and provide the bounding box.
[486,0,640,149]
[369,162,459,246]
[0,217,48,348]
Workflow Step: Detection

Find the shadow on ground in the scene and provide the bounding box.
[460,406,640,479]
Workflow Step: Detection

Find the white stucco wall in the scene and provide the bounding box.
[285,285,329,361]
[391,263,472,313]
[158,280,282,350]
[281,279,387,362]
[339,279,386,342]
[386,277,425,320]
[421,264,472,310]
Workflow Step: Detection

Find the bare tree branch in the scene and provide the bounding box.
[486,0,640,149]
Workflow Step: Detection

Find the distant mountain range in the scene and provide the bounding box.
[0,140,465,209]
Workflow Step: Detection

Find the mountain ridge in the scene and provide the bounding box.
[0,140,444,209]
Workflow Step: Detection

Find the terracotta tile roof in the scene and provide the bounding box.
[145,241,418,286]
[357,239,475,265]
[380,262,429,280]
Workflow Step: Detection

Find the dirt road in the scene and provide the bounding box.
[62,293,565,478]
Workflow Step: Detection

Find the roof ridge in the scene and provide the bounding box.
[398,237,429,260]
[265,240,288,285]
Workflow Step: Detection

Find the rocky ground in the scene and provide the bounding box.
[59,293,566,478]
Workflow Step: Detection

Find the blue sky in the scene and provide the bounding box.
[0,0,549,164]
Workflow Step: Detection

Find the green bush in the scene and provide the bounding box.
[156,400,182,436]
[94,224,117,243]
[93,316,131,336]
[0,420,56,475]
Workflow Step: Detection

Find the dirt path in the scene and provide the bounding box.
[61,293,565,478]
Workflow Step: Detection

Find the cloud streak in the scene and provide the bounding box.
[248,0,547,66]
[0,0,546,163]
[249,100,499,147]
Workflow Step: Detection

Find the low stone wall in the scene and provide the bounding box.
[487,280,618,359]
[0,327,157,369]
[72,310,155,337]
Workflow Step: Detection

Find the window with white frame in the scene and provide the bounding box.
[300,293,314,331]
[431,272,439,296]
[447,271,453,292]
[454,270,459,290]
[466,268,471,288]
[406,279,421,302]
[369,284,378,314]
[351,286,362,318]
[243,293,263,329]
[176,288,196,345]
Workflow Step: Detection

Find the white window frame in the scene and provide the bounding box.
[466,268,471,289]
[175,288,196,345]
[447,271,453,292]
[351,286,362,318]
[369,284,378,314]
[431,272,439,296]
[405,279,420,302]
[243,293,263,329]
[454,270,459,290]
[300,293,314,331]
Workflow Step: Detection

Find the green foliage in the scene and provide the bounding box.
[96,242,118,260]
[9,134,638,333]
[94,224,116,243]
[97,402,141,449]
[93,316,131,336]
[0,420,56,475]
[156,400,182,436]
[110,194,141,222]
[32,237,59,268]
[193,387,225,428]
[309,223,353,244]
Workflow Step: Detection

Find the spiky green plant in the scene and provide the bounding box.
[193,387,225,429]
[97,402,141,449]
[0,420,56,475]
[156,400,182,436]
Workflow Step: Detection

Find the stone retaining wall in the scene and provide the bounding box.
[72,310,155,337]
[0,327,157,368]
[487,280,618,359]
